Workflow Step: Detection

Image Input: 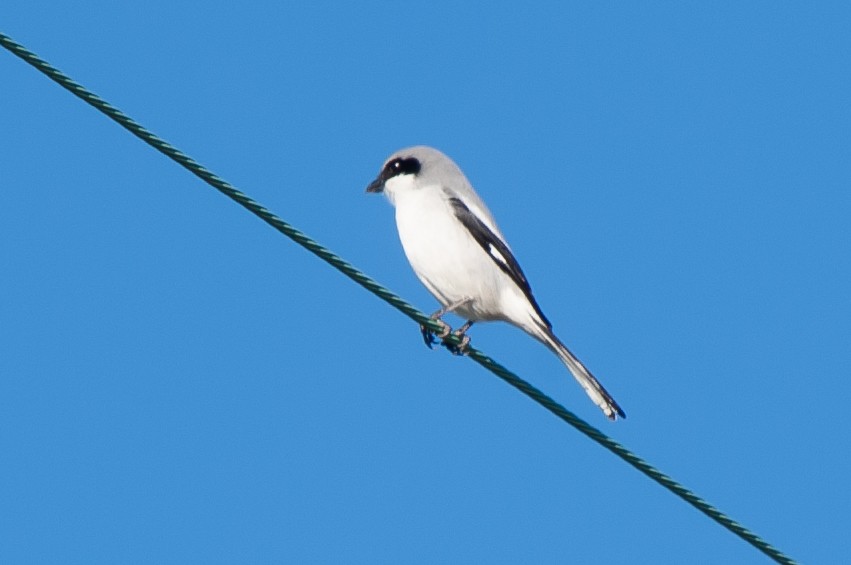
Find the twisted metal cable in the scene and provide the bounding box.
[1,32,796,565]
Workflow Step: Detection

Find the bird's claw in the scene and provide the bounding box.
[442,332,471,356]
[420,310,471,355]
[420,325,436,349]
[420,319,451,349]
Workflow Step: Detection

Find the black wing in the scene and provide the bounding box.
[448,196,551,329]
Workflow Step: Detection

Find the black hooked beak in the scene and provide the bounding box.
[365,174,385,193]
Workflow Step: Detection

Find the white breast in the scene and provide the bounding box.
[386,177,512,322]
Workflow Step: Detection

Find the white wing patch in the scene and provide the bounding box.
[447,194,552,328]
[488,243,509,269]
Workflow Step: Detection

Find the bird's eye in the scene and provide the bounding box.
[384,157,421,178]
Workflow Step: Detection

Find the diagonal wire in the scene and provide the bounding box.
[1,32,797,565]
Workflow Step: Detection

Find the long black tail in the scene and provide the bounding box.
[534,325,625,421]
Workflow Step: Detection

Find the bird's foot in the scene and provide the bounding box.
[440,320,474,356]
[442,332,471,356]
[420,318,451,349]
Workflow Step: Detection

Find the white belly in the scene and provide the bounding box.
[393,187,508,322]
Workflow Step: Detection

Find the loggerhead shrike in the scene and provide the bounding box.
[366,146,625,421]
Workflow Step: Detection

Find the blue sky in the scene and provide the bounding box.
[2,3,849,563]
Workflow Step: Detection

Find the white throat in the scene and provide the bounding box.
[382,174,418,206]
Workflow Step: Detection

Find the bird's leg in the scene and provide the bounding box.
[419,298,472,349]
[442,320,474,356]
[420,306,452,349]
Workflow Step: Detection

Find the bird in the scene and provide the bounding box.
[366,146,625,421]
